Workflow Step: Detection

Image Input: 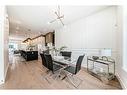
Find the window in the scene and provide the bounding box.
[9,45,14,49]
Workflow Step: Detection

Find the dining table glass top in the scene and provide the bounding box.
[52,55,77,65]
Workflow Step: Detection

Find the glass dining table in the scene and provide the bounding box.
[52,55,77,66]
[52,55,77,80]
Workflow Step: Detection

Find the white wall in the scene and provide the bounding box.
[116,6,127,89]
[55,7,117,67]
[123,5,127,72]
[85,7,117,49]
[0,6,9,85]
[0,6,5,85]
[56,7,117,49]
[4,8,9,80]
[55,21,83,49]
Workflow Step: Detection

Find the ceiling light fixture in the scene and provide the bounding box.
[50,5,64,26]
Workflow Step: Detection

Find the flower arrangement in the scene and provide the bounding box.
[59,46,67,51]
[53,46,67,52]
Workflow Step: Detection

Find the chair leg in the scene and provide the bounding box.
[66,73,83,88]
[54,69,63,80]
[42,70,52,84]
[44,76,51,84]
[47,68,63,80]
[43,69,62,84]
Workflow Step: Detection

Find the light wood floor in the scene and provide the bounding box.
[0,55,122,89]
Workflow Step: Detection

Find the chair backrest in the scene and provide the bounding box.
[75,54,85,74]
[44,54,53,71]
[40,53,47,68]
[60,51,72,58]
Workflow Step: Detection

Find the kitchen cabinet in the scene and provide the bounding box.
[45,32,55,45]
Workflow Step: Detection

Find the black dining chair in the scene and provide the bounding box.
[40,53,47,68]
[63,54,85,88]
[44,54,63,74]
[60,51,72,59]
[40,54,63,83]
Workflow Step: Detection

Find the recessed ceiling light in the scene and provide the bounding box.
[47,22,51,25]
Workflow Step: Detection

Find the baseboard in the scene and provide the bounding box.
[4,62,9,82]
[116,73,126,89]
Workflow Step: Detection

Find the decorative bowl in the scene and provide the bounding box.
[92,56,99,60]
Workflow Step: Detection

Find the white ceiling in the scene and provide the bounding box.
[7,5,110,40]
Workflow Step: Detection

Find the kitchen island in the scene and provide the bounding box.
[20,50,38,61]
